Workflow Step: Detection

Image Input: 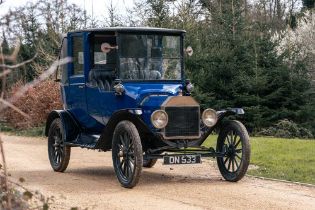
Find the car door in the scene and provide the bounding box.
[66,33,87,126]
[86,34,118,124]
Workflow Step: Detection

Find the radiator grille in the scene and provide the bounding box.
[164,106,200,137]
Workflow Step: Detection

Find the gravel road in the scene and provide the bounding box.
[1,134,315,210]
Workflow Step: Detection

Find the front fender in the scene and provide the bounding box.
[95,109,153,150]
[45,110,80,142]
[216,108,245,127]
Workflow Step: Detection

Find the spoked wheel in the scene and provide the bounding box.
[112,121,143,188]
[216,120,250,182]
[48,118,71,172]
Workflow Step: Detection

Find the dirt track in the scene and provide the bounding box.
[1,134,315,210]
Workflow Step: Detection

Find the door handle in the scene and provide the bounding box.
[78,85,84,89]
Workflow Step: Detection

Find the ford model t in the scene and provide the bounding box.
[46,27,251,188]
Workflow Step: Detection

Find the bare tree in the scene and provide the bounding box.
[105,0,122,27]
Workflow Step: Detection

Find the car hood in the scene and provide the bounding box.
[123,82,182,106]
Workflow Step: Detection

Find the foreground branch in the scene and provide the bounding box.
[0,53,38,69]
[0,135,11,209]
[0,57,71,113]
[0,98,30,119]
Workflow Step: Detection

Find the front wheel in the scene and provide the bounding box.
[216,120,250,182]
[112,121,143,188]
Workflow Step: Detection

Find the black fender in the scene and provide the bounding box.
[95,109,153,150]
[45,110,80,142]
[216,108,245,128]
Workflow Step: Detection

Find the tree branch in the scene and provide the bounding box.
[0,57,71,112]
[0,98,30,119]
[0,53,38,69]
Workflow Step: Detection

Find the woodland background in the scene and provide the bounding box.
[0,0,314,138]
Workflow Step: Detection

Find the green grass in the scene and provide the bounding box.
[0,122,45,137]
[203,135,315,185]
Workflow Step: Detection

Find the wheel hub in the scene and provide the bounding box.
[118,151,124,157]
[226,144,236,157]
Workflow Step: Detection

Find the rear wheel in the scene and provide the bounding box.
[112,121,143,188]
[48,118,71,172]
[216,120,250,182]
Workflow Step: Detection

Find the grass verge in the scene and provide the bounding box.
[203,135,315,185]
[0,123,45,137]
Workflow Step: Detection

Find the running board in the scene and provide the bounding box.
[65,133,100,149]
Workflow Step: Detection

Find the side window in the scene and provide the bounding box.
[92,35,116,68]
[88,35,117,91]
[72,36,84,75]
[60,37,68,83]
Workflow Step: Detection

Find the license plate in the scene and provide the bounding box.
[163,154,201,165]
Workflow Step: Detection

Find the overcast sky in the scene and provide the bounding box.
[0,0,135,19]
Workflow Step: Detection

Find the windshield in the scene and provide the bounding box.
[119,34,182,80]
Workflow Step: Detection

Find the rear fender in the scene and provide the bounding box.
[45,110,80,142]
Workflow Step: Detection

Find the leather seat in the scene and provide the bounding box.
[89,67,114,91]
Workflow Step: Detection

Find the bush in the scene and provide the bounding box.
[257,119,314,139]
[3,80,62,129]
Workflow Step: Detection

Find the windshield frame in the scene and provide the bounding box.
[117,32,184,82]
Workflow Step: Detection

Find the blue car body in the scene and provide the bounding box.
[46,27,242,150]
[45,27,250,188]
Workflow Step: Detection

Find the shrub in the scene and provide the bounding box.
[257,119,314,139]
[3,80,62,129]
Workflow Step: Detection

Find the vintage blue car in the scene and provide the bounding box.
[46,27,251,188]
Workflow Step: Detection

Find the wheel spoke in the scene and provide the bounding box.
[119,159,125,169]
[226,133,231,145]
[58,153,61,163]
[229,131,234,145]
[59,148,64,157]
[123,160,127,175]
[224,157,229,165]
[233,132,237,145]
[235,138,241,147]
[235,149,242,153]
[227,158,232,171]
[127,160,133,177]
[54,152,58,162]
[128,141,134,152]
[129,158,135,167]
[125,161,129,178]
[234,158,239,169]
[120,135,126,148]
[56,152,60,164]
[232,158,235,172]
[235,153,242,160]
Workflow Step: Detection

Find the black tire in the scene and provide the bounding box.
[216,120,250,182]
[143,158,158,168]
[112,121,143,188]
[48,118,71,172]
